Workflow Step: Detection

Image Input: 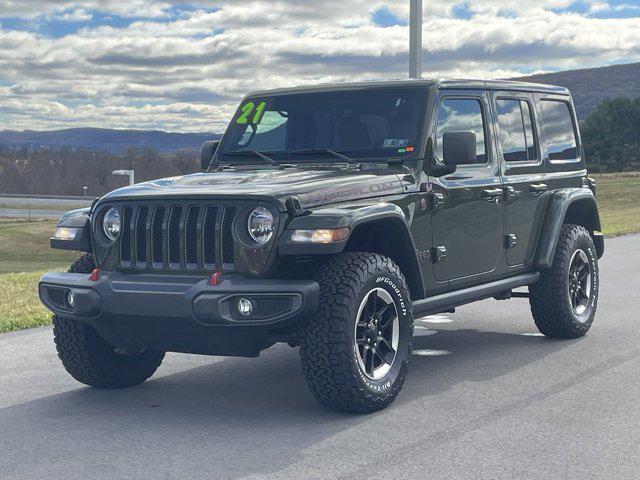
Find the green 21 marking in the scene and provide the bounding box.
[236,101,267,125]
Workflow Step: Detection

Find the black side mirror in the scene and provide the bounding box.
[201,140,220,171]
[443,131,477,166]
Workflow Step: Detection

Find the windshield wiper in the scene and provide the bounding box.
[290,148,357,164]
[225,150,279,166]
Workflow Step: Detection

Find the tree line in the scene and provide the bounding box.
[0,147,200,197]
[581,97,640,173]
[0,96,638,197]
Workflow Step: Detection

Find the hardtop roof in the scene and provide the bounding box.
[246,78,570,98]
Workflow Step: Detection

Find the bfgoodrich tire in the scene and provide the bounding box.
[52,254,165,388]
[529,224,599,339]
[299,253,413,413]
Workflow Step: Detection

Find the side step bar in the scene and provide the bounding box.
[412,272,540,317]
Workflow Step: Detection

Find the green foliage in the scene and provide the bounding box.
[582,97,640,172]
[0,271,54,333]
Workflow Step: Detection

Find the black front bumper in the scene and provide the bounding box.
[39,272,319,357]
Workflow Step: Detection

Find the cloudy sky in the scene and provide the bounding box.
[0,0,639,133]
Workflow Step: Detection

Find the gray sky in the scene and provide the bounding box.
[0,1,639,132]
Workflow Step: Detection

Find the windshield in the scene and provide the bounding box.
[218,86,427,162]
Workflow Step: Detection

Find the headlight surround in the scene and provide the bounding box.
[102,207,121,241]
[247,207,274,244]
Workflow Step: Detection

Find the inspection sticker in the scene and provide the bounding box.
[383,138,409,148]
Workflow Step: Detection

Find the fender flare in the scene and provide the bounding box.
[279,202,425,299]
[50,207,92,252]
[535,188,604,268]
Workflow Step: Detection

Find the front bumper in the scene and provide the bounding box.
[39,271,319,357]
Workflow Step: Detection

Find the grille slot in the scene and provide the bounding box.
[151,206,166,268]
[168,206,183,268]
[185,206,200,269]
[135,206,149,268]
[202,207,217,270]
[120,206,133,266]
[221,207,236,269]
[107,201,255,273]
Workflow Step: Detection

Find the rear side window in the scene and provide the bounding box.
[496,99,537,162]
[435,98,487,164]
[540,100,578,160]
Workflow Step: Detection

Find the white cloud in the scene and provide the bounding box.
[0,1,638,132]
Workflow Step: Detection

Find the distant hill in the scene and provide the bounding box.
[512,62,640,119]
[0,128,221,153]
[2,62,638,151]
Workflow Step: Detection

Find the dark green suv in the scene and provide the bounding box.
[39,80,603,413]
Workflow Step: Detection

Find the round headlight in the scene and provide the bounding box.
[103,208,121,241]
[247,207,274,244]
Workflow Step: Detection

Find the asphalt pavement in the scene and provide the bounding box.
[0,196,92,219]
[1,234,639,479]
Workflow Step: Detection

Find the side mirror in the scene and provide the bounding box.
[201,140,220,171]
[443,131,477,166]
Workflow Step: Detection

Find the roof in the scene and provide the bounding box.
[246,78,570,98]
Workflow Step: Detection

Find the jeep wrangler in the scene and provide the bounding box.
[39,80,603,413]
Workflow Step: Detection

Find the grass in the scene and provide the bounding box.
[595,173,640,237]
[0,272,56,333]
[0,220,80,332]
[0,220,79,273]
[0,173,639,333]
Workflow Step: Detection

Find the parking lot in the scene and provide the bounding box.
[1,234,639,480]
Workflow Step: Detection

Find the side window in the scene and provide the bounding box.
[540,100,578,160]
[435,98,487,164]
[496,99,538,162]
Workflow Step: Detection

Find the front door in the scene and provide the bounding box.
[430,91,504,286]
[490,92,547,267]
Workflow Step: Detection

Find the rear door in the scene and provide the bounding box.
[490,92,547,267]
[430,90,504,287]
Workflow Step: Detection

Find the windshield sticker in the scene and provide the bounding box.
[236,101,267,125]
[383,138,409,148]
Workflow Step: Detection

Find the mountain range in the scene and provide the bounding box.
[1,62,638,153]
[0,128,221,153]
[512,62,640,119]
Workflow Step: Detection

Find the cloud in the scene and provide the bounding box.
[0,1,638,132]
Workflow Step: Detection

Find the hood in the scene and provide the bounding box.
[99,165,411,209]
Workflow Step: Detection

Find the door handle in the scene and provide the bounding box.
[529,183,548,195]
[430,192,445,210]
[503,186,516,200]
[483,188,503,201]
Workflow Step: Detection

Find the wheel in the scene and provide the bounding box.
[298,252,413,413]
[529,224,599,338]
[53,254,165,388]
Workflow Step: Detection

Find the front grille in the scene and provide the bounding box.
[110,201,240,273]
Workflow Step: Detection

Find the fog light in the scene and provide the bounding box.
[67,290,75,308]
[238,298,253,316]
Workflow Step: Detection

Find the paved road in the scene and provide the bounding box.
[0,208,67,219]
[1,235,639,480]
[0,196,92,219]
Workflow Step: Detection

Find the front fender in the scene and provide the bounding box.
[50,207,92,252]
[535,188,603,268]
[278,202,407,255]
[278,201,426,299]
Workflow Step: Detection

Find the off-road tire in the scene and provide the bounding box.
[299,252,413,414]
[529,224,599,338]
[52,254,165,388]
